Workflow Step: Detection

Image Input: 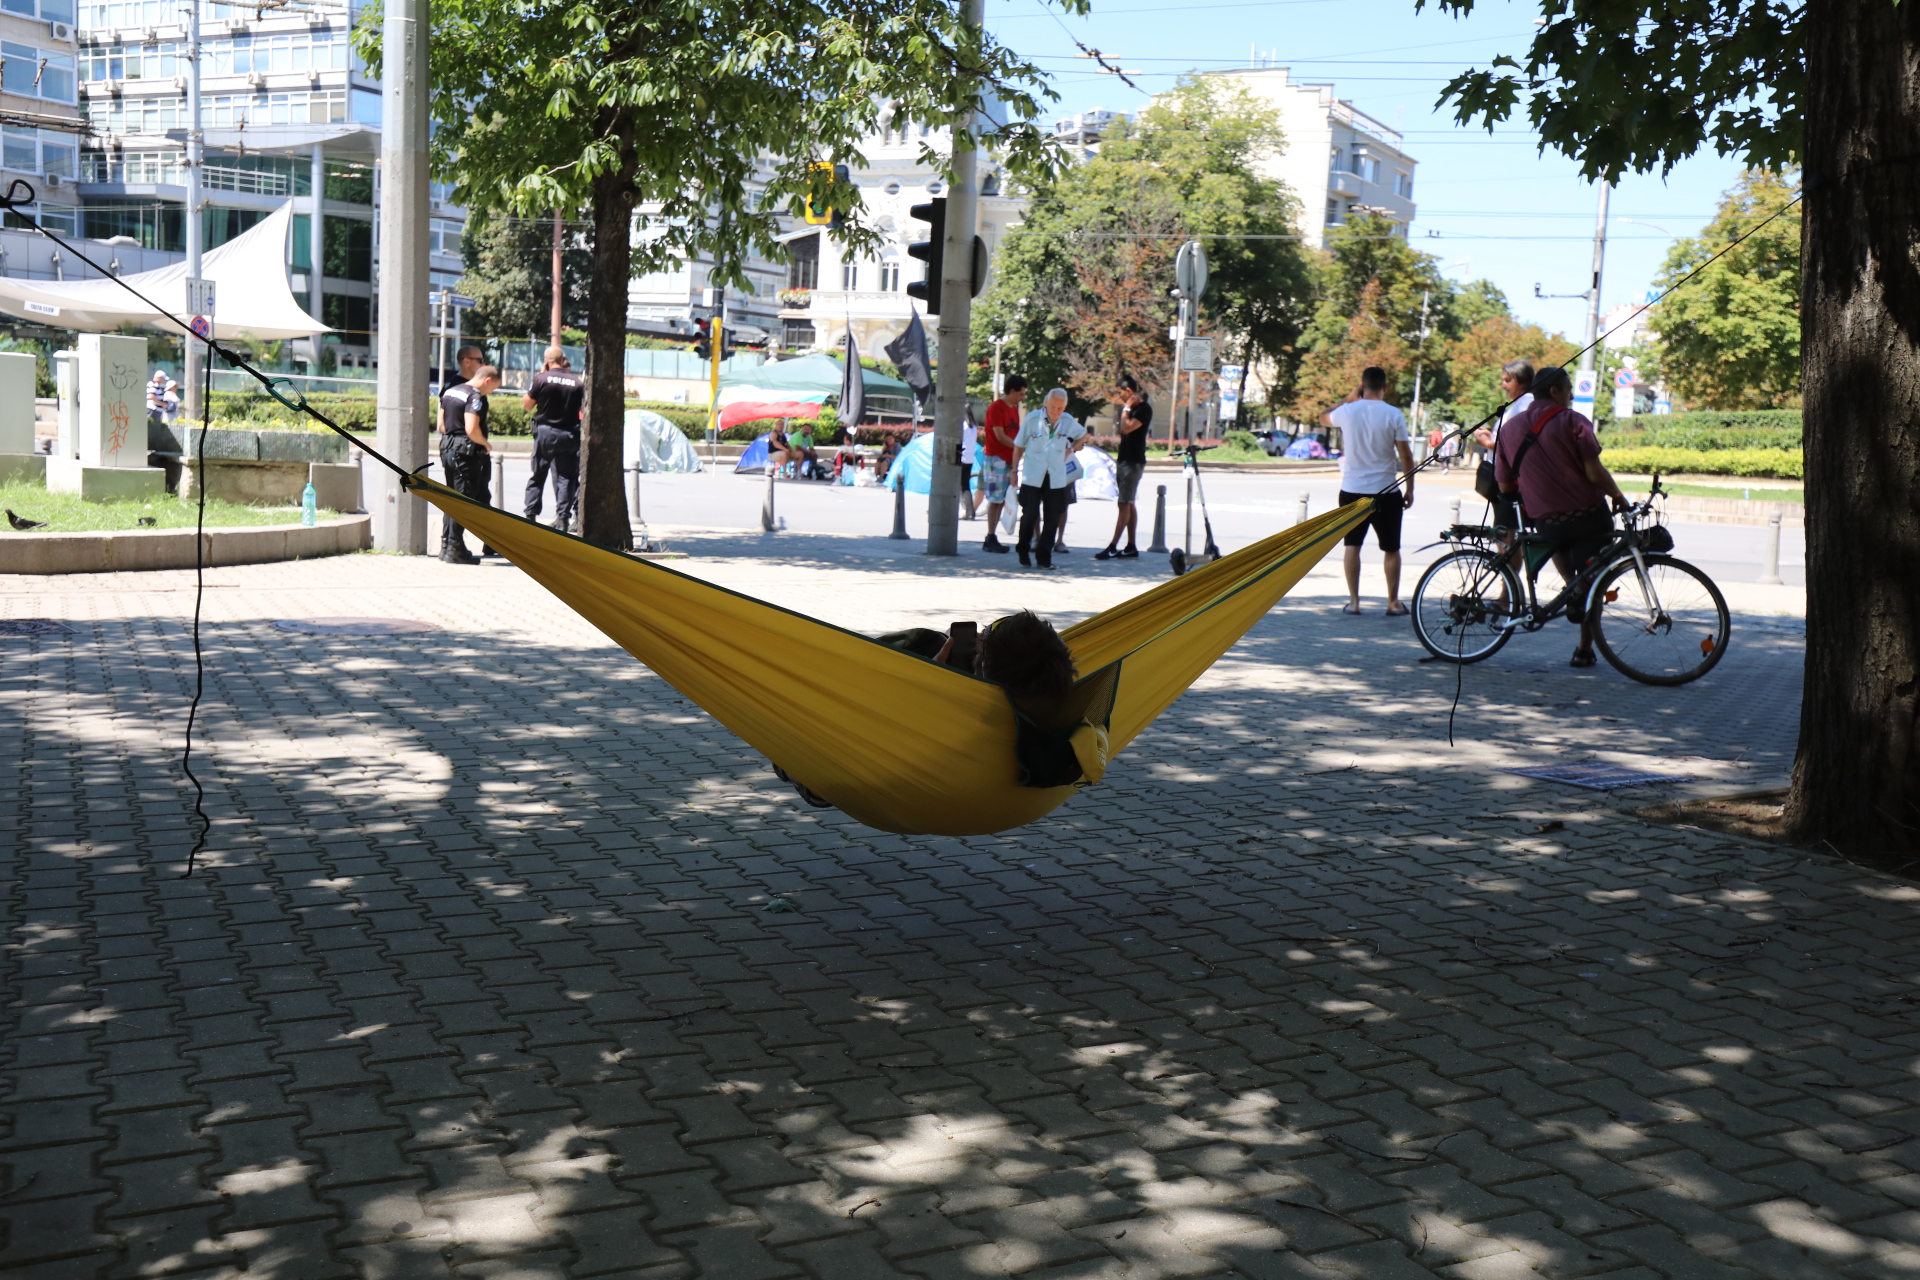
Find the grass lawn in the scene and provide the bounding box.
[1623,480,1805,503]
[0,481,340,532]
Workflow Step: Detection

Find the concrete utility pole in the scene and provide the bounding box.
[1580,183,1611,375]
[372,0,429,553]
[310,143,325,335]
[924,0,984,557]
[182,0,203,423]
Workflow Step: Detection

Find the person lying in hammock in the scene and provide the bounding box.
[776,612,1079,808]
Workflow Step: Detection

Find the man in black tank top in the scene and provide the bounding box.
[438,365,501,564]
[522,348,585,533]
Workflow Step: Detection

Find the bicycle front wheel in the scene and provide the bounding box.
[1589,553,1731,685]
[1412,549,1520,664]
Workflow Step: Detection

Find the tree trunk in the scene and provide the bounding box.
[1789,0,1920,864]
[579,114,636,551]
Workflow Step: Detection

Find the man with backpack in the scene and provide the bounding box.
[1495,366,1631,668]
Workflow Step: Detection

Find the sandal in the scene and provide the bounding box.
[1384,603,1410,617]
[1341,602,1363,615]
[1569,649,1597,668]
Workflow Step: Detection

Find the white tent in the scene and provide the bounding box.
[0,203,327,339]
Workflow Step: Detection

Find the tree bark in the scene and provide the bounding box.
[1789,0,1920,864]
[579,113,636,551]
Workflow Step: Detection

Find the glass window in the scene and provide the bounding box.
[3,0,34,15]
[39,203,76,233]
[42,0,74,21]
[2,126,35,172]
[879,260,899,291]
[42,139,74,177]
[840,261,858,290]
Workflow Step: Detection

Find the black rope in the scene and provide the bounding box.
[181,342,212,875]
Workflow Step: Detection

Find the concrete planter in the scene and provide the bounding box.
[0,513,372,575]
[148,423,359,506]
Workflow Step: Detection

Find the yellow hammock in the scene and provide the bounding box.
[409,477,1371,836]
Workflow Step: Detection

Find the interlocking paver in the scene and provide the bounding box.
[0,536,1888,1278]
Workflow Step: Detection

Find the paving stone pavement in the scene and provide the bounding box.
[5,541,1917,1280]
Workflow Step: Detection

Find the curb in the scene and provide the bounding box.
[0,514,373,575]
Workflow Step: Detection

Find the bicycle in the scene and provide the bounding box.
[1408,476,1731,685]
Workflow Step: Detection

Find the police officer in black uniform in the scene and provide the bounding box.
[438,364,502,564]
[521,346,585,532]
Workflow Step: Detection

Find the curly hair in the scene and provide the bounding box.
[976,611,1077,702]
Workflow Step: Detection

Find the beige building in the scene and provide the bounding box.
[0,0,83,246]
[780,115,1026,363]
[1204,66,1418,247]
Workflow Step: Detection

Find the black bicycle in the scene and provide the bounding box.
[1409,477,1731,685]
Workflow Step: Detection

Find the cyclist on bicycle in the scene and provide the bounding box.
[1494,366,1632,668]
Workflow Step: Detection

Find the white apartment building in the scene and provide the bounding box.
[1205,66,1417,247]
[0,0,470,365]
[778,114,1025,362]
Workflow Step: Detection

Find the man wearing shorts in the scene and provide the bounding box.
[979,375,1026,552]
[1320,366,1415,615]
[1096,374,1152,560]
[1495,366,1630,667]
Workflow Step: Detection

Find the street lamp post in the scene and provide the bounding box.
[988,333,1008,396]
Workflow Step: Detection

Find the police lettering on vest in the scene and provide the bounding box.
[440,383,489,438]
[528,369,585,433]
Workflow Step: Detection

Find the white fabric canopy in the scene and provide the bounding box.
[0,203,328,339]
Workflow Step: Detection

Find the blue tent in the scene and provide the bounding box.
[734,433,772,473]
[884,431,936,493]
[1284,437,1330,460]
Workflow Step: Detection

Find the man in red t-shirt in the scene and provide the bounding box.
[979,375,1026,552]
[1495,366,1630,667]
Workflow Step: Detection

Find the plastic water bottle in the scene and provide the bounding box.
[301,470,317,527]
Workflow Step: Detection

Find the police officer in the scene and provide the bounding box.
[455,343,484,384]
[521,346,584,532]
[438,363,501,564]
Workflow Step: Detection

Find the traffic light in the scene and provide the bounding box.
[905,198,990,316]
[802,161,849,227]
[905,198,947,313]
[691,317,712,362]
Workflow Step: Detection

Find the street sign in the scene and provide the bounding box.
[189,315,212,340]
[1179,336,1215,372]
[428,292,477,310]
[1174,240,1209,300]
[186,276,215,317]
[1218,363,1243,421]
[1572,369,1598,417]
[1613,367,1636,389]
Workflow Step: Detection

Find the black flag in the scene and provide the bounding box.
[885,310,934,406]
[839,328,865,432]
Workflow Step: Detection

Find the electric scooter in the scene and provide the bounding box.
[1168,443,1223,576]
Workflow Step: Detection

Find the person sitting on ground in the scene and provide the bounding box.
[788,425,821,477]
[874,433,903,484]
[1494,365,1631,670]
[765,426,795,474]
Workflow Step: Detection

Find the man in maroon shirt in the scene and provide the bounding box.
[1495,366,1631,667]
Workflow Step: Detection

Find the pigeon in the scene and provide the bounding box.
[6,509,47,531]
[137,516,157,527]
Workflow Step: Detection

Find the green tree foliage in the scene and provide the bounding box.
[359,0,1077,547]
[969,76,1314,413]
[1648,168,1801,410]
[1435,311,1566,424]
[456,213,595,342]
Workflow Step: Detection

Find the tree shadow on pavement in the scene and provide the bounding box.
[4,605,1911,1280]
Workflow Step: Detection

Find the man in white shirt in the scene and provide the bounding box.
[1320,366,1415,615]
[1009,387,1086,570]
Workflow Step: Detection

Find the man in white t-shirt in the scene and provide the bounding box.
[1320,366,1415,615]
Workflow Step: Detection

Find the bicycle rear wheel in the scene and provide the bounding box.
[1411,549,1520,664]
[1589,553,1730,685]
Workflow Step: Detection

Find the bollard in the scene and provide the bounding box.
[761,467,777,533]
[1758,506,1784,585]
[629,465,642,527]
[888,476,910,540]
[1147,485,1169,554]
[1449,496,1461,528]
[492,450,505,510]
[1296,492,1309,526]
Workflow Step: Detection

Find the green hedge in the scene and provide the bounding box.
[1603,445,1803,479]
[1608,409,1801,451]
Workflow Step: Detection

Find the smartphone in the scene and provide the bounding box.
[947,620,979,669]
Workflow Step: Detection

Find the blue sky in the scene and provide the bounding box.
[987,0,1749,341]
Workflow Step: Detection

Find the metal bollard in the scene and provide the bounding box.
[1296,492,1309,526]
[629,465,642,527]
[1449,496,1461,527]
[888,477,909,540]
[761,467,777,533]
[1147,484,1169,553]
[1757,506,1784,585]
[492,450,505,510]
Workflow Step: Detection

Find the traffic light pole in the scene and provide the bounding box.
[372,0,429,554]
[924,0,984,557]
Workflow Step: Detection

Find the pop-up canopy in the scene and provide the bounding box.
[0,203,326,339]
